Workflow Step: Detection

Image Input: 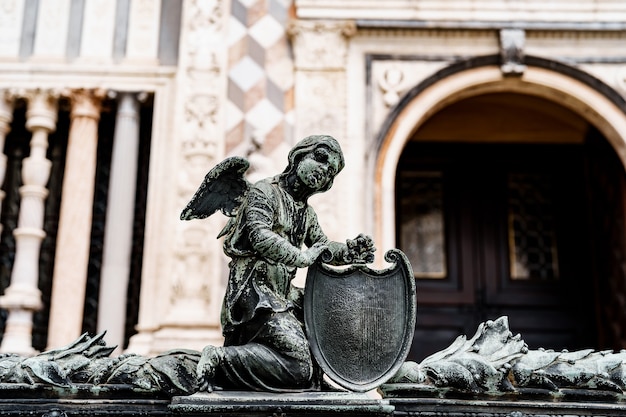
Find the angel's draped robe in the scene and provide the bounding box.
[215,176,345,391]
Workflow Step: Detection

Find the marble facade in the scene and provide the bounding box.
[0,0,624,356]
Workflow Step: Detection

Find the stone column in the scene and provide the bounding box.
[96,92,140,354]
[47,89,104,350]
[0,90,57,355]
[0,91,14,235]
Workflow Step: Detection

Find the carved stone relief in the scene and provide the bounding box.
[164,0,228,338]
[369,60,449,138]
[288,20,356,71]
[294,72,347,140]
[288,20,360,243]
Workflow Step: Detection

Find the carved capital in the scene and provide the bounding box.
[68,88,106,120]
[288,20,356,70]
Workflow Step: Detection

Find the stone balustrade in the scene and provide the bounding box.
[0,88,145,356]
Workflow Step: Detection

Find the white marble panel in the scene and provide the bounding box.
[0,0,25,59]
[79,0,116,62]
[126,0,161,63]
[32,0,71,60]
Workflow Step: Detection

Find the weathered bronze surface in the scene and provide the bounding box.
[182,134,376,392]
[305,249,416,392]
[384,315,626,401]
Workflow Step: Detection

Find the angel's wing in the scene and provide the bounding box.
[180,156,251,221]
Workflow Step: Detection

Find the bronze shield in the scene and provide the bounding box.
[304,249,416,392]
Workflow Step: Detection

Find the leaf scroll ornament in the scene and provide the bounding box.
[390,316,527,393]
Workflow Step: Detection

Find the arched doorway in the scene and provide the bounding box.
[396,92,623,360]
[374,59,626,362]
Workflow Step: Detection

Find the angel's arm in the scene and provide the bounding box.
[245,184,325,268]
[305,210,375,265]
[303,210,351,266]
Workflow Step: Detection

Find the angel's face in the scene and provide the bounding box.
[296,147,341,191]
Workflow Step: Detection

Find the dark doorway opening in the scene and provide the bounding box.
[395,94,626,361]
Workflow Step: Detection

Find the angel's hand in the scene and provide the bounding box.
[346,234,375,264]
[295,242,329,268]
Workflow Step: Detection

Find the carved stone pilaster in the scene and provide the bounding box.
[167,0,227,330]
[289,20,356,141]
[128,0,229,354]
[378,66,405,108]
[0,89,59,356]
[288,20,357,242]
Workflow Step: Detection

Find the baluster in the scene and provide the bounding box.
[0,90,58,355]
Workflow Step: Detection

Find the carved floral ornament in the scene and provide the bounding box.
[177,0,226,195]
[187,0,224,34]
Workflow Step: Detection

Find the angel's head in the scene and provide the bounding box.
[281,135,345,196]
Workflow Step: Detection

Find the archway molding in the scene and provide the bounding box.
[374,55,626,255]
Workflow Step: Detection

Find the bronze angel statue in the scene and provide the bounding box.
[181,134,375,392]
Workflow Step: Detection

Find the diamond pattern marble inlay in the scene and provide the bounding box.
[226,0,294,154]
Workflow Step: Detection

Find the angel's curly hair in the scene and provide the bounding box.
[281,134,345,192]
